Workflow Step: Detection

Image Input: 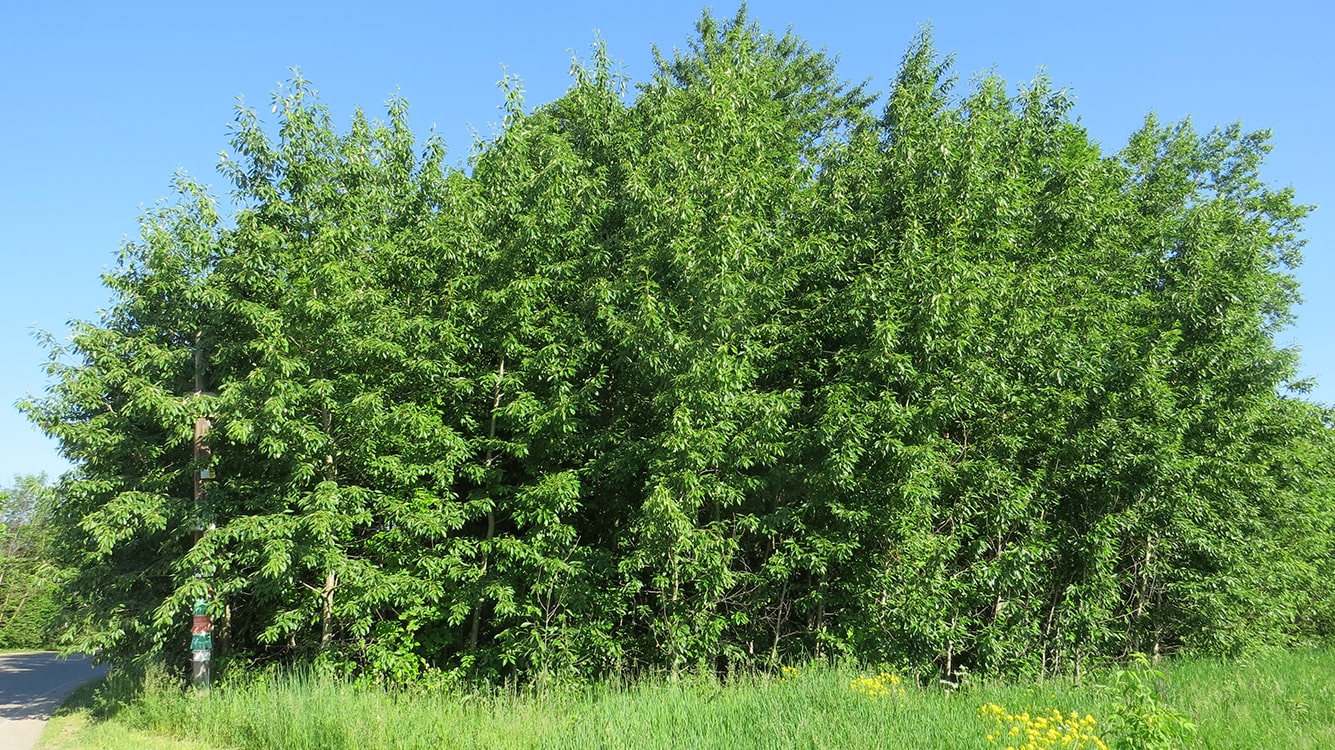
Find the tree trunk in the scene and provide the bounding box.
[468,356,505,654]
[319,569,338,651]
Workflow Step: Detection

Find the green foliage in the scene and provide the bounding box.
[41,649,1335,749]
[0,473,64,649]
[1103,654,1197,750]
[22,7,1335,683]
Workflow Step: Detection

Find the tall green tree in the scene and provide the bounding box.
[24,173,222,660]
[600,8,872,674]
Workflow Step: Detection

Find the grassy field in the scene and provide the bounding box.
[38,648,1335,749]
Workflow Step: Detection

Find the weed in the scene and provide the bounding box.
[1101,653,1196,750]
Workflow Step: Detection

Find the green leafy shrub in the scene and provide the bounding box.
[1104,654,1197,750]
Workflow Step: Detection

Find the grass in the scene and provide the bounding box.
[37,648,1335,749]
[1169,650,1335,748]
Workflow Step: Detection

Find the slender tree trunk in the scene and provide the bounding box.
[219,603,232,659]
[1131,535,1154,653]
[317,403,339,652]
[320,569,338,650]
[770,577,788,664]
[812,568,830,658]
[468,356,505,654]
[193,332,212,545]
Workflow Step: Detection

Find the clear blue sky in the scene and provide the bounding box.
[2,0,1331,482]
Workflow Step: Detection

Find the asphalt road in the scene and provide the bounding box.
[0,652,105,750]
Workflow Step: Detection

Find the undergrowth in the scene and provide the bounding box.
[40,649,1335,750]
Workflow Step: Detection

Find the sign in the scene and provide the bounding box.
[190,598,212,653]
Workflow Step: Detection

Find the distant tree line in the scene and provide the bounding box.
[0,474,63,649]
[24,9,1335,682]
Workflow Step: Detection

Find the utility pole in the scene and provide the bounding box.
[191,334,214,693]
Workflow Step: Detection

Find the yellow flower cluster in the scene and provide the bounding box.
[849,671,906,699]
[779,666,798,682]
[977,703,1107,750]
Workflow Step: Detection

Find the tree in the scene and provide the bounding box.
[0,474,63,649]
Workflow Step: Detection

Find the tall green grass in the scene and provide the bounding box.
[41,649,1335,750]
[1169,650,1335,748]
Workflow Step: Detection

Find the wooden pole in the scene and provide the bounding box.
[191,334,213,693]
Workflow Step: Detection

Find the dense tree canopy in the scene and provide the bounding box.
[24,9,1335,681]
